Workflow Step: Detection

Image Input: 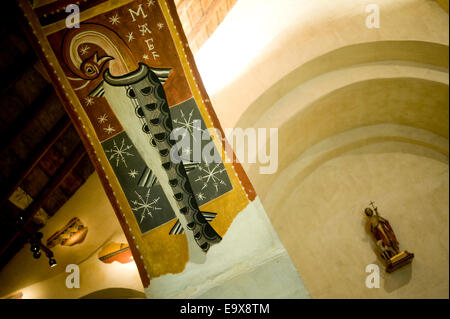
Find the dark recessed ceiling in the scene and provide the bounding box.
[0,1,94,270]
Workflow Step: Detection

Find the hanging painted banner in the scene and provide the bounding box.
[18,0,256,289]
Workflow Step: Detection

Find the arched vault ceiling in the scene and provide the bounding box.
[263,124,449,213]
[237,41,449,130]
[280,77,448,158]
[246,78,449,198]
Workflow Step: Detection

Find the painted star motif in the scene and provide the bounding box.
[197,192,206,201]
[147,0,155,7]
[157,22,164,30]
[172,109,205,142]
[80,45,90,56]
[194,163,228,193]
[126,32,135,42]
[106,138,134,168]
[97,114,108,124]
[85,97,94,106]
[131,189,161,223]
[142,54,150,60]
[103,124,116,135]
[109,13,120,25]
[128,169,139,178]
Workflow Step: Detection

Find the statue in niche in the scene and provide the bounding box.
[364,202,414,273]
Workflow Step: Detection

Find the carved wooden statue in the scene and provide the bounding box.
[364,202,414,273]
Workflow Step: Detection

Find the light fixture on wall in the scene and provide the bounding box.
[30,244,39,253]
[28,231,57,268]
[48,258,57,268]
[45,250,57,268]
[3,213,58,269]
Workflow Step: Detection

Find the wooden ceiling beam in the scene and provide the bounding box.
[0,144,86,257]
[0,84,54,155]
[21,144,86,228]
[0,50,37,96]
[0,115,72,208]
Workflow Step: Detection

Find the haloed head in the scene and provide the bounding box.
[80,52,113,80]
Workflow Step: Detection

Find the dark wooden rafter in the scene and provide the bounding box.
[21,145,85,227]
[0,144,86,257]
[0,84,54,154]
[0,5,40,96]
[0,49,38,96]
[0,1,96,269]
[0,115,72,209]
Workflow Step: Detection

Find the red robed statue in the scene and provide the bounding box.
[364,202,414,273]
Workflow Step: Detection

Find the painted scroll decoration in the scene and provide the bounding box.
[23,0,256,283]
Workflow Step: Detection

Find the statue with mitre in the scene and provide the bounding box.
[364,202,414,273]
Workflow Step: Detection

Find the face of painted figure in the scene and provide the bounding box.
[80,52,113,80]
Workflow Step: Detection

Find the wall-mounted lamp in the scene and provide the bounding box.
[6,213,57,269]
[28,232,57,268]
[49,258,57,268]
